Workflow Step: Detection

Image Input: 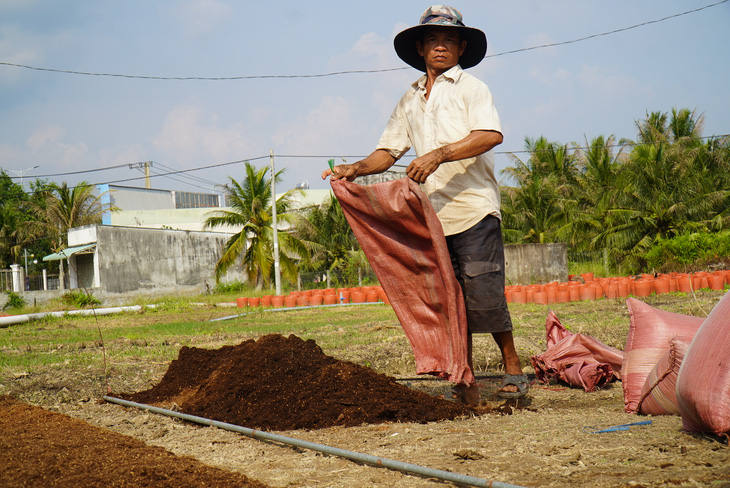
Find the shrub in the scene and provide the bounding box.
[2,291,26,310]
[60,290,101,308]
[645,231,730,272]
[213,281,250,294]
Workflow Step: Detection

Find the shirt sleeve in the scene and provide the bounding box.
[465,78,502,135]
[375,94,412,160]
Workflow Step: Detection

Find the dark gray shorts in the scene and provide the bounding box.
[445,215,513,334]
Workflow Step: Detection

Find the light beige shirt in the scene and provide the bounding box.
[376,65,502,236]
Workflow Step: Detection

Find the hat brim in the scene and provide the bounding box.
[394,24,487,72]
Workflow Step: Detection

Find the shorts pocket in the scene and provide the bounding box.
[464,261,501,277]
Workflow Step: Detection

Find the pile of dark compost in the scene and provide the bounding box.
[0,395,270,488]
[118,334,474,431]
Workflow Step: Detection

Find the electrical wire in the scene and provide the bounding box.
[0,0,725,81]
[7,133,728,185]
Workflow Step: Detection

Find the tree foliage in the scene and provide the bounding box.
[203,162,308,288]
[500,107,730,274]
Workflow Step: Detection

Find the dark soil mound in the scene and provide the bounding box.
[0,395,270,488]
[118,334,472,430]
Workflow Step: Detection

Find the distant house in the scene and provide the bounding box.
[41,184,339,296]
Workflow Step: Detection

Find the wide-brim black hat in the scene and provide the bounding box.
[394,5,487,72]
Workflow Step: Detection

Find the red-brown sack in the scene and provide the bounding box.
[637,337,689,416]
[622,298,704,413]
[531,311,624,392]
[676,291,730,437]
[330,178,474,385]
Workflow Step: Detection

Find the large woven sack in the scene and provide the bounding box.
[676,291,730,437]
[330,178,474,385]
[622,298,704,413]
[637,338,689,416]
[531,311,624,392]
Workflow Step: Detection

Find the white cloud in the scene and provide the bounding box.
[152,103,251,166]
[162,0,232,37]
[272,96,354,154]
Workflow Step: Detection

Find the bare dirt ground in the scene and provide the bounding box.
[2,297,730,488]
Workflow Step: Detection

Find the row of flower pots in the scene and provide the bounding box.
[507,270,730,304]
[236,286,388,309]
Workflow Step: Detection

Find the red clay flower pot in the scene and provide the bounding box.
[351,292,367,303]
[633,280,653,298]
[309,295,324,306]
[511,291,527,304]
[366,291,380,303]
[248,297,261,307]
[271,296,285,308]
[236,297,248,308]
[260,295,273,307]
[533,291,547,305]
[708,274,726,291]
[323,294,338,305]
[284,295,298,308]
[579,285,595,301]
[653,279,670,295]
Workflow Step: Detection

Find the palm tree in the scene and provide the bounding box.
[294,193,360,286]
[501,137,576,244]
[29,181,115,288]
[595,109,713,272]
[203,162,308,288]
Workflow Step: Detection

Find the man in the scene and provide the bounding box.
[322,5,528,405]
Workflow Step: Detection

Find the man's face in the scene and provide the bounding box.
[416,26,466,73]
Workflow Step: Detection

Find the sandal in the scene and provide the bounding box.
[497,374,529,399]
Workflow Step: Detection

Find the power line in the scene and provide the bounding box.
[6,134,727,188]
[486,0,729,58]
[0,1,725,81]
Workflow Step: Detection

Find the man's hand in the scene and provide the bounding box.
[406,150,444,184]
[321,150,396,182]
[321,163,359,181]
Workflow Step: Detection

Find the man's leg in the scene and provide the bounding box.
[452,333,480,406]
[446,215,527,398]
[493,331,524,395]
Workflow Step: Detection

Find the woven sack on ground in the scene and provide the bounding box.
[676,291,730,437]
[531,311,624,392]
[330,178,474,385]
[637,338,689,416]
[622,298,704,413]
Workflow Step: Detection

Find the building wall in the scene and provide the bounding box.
[504,243,568,286]
[95,225,244,294]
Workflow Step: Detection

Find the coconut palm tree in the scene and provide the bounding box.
[501,137,576,244]
[29,181,115,289]
[294,193,361,286]
[203,162,308,288]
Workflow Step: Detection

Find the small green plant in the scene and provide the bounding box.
[60,290,101,308]
[2,291,26,310]
[213,281,250,294]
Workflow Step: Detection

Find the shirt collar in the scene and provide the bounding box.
[412,64,463,91]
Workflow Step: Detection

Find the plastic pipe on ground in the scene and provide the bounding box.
[0,305,153,327]
[104,395,527,488]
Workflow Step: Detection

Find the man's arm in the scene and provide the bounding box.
[406,130,503,183]
[321,149,397,182]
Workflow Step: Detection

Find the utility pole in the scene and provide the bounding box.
[129,161,153,189]
[270,150,281,295]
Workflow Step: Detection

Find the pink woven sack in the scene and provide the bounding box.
[531,311,624,392]
[622,298,704,413]
[676,291,730,437]
[330,178,474,385]
[637,338,689,416]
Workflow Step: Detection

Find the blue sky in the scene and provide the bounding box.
[1,1,728,195]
